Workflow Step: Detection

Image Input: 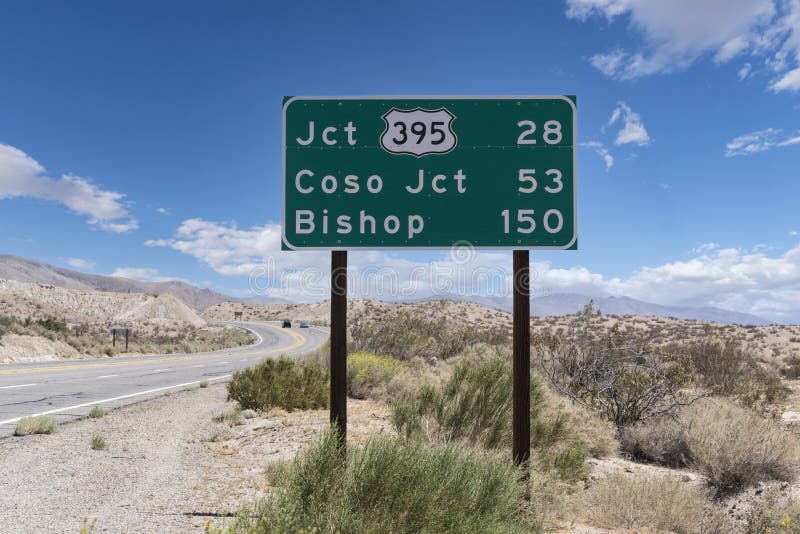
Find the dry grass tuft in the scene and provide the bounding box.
[14,416,58,436]
[622,398,800,492]
[681,398,800,492]
[582,473,731,533]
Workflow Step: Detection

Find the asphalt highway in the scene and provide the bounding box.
[0,322,328,437]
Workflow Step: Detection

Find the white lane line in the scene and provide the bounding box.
[192,364,205,368]
[0,374,232,426]
[96,374,119,379]
[152,368,170,372]
[0,383,37,390]
[239,359,248,362]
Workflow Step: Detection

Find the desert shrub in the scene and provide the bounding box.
[350,306,505,361]
[582,473,730,533]
[681,398,800,492]
[544,394,618,459]
[227,357,328,411]
[668,339,787,406]
[621,398,800,491]
[201,424,231,443]
[199,380,209,388]
[391,356,587,481]
[90,435,108,451]
[536,320,695,428]
[212,427,530,534]
[391,356,514,448]
[620,416,690,467]
[744,489,800,533]
[782,355,800,379]
[212,406,243,427]
[543,444,587,482]
[382,356,454,400]
[14,416,58,436]
[36,317,68,333]
[346,352,408,399]
[88,406,107,418]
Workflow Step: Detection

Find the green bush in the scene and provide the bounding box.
[212,427,530,534]
[227,357,328,411]
[391,356,586,481]
[88,406,107,418]
[90,435,108,451]
[14,416,58,436]
[36,317,68,333]
[347,351,407,399]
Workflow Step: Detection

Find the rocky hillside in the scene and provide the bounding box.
[0,278,205,328]
[0,254,233,310]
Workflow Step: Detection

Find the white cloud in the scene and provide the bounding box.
[725,128,800,156]
[538,244,800,322]
[67,257,94,270]
[608,102,650,146]
[150,219,800,322]
[0,144,138,232]
[566,0,800,92]
[771,66,800,91]
[156,207,169,215]
[738,62,753,80]
[109,267,187,283]
[790,230,798,236]
[582,141,614,169]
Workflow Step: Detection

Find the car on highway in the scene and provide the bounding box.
[282,320,292,328]
[299,321,309,328]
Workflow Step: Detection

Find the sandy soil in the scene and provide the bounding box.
[0,384,391,533]
[0,333,81,363]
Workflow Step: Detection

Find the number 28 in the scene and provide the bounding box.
[516,120,562,145]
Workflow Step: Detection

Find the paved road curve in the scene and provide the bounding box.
[0,322,328,437]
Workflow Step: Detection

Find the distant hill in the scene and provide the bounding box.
[405,292,772,326]
[531,293,772,326]
[0,255,234,311]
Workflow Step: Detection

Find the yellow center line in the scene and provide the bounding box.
[0,324,308,376]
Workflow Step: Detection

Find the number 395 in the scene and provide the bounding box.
[392,121,447,145]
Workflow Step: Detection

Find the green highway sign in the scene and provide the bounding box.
[282,96,576,250]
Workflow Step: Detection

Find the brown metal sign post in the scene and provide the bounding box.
[512,250,531,469]
[330,250,348,448]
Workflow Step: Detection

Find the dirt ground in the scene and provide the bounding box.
[0,384,391,533]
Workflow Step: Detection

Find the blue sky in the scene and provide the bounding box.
[1,0,799,321]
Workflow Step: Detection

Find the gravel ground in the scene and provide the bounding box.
[0,383,392,533]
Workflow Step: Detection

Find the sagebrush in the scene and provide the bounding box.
[210,427,531,534]
[391,355,588,481]
[227,357,328,411]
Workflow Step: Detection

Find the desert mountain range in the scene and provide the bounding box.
[0,254,773,325]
